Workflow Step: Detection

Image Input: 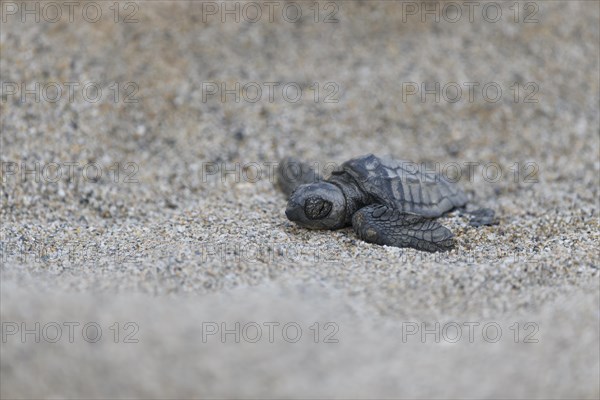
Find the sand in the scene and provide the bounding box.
[1,1,599,398]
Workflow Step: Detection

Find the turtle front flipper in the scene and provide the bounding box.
[352,204,455,252]
[276,157,322,197]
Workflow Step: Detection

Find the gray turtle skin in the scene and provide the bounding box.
[277,154,495,252]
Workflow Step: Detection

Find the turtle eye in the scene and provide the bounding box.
[304,197,333,220]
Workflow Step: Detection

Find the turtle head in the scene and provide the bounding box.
[285,182,347,230]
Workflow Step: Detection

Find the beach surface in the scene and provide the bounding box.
[1,1,599,398]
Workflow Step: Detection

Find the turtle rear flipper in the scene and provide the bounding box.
[276,157,322,197]
[466,208,496,227]
[352,204,454,252]
[457,207,496,227]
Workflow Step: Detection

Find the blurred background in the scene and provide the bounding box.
[1,1,599,398]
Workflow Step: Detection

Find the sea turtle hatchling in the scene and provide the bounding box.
[276,154,495,252]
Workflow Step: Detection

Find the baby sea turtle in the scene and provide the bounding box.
[277,154,495,252]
